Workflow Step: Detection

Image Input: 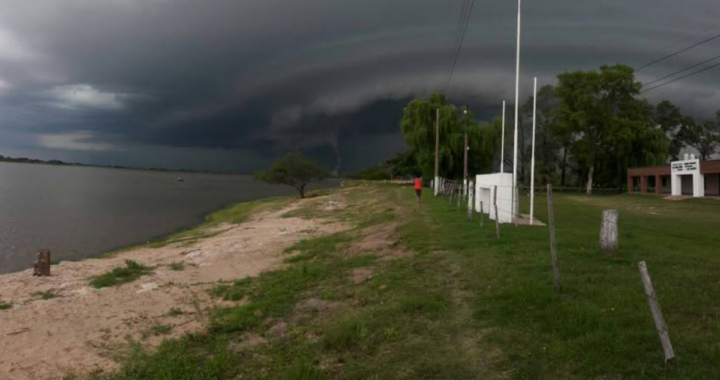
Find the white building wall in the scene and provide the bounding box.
[474,173,516,224]
[671,159,704,197]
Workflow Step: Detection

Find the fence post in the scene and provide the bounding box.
[547,184,561,291]
[494,186,500,240]
[457,187,461,210]
[638,261,675,363]
[480,201,484,227]
[467,182,473,221]
[599,209,619,254]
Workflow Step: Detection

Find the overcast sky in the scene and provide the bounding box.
[0,0,719,172]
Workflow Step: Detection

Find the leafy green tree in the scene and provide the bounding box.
[520,85,560,185]
[254,151,331,198]
[384,151,420,179]
[399,93,499,180]
[553,64,667,193]
[679,119,719,160]
[653,100,685,161]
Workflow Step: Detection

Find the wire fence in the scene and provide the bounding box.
[430,178,683,363]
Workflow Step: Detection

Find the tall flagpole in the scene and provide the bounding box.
[500,101,506,173]
[511,0,522,218]
[530,77,537,225]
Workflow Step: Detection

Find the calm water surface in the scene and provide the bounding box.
[0,163,337,274]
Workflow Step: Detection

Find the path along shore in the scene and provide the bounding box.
[0,192,351,380]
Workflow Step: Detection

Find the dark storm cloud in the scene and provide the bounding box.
[0,0,719,171]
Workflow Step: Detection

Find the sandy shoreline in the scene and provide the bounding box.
[0,194,349,380]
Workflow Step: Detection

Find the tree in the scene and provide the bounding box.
[553,64,667,193]
[653,100,684,161]
[255,151,331,198]
[521,85,561,185]
[679,118,719,160]
[399,93,499,180]
[384,151,420,179]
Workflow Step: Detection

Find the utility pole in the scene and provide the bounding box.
[434,108,440,195]
[463,108,469,196]
[511,0,522,218]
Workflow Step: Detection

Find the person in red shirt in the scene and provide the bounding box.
[414,177,422,205]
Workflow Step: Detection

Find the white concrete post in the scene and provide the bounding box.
[500,100,506,173]
[511,0,522,218]
[530,77,537,225]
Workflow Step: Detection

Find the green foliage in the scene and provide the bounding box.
[0,300,11,310]
[399,93,499,179]
[166,307,183,317]
[384,151,421,178]
[346,165,390,181]
[552,64,668,192]
[679,118,720,160]
[255,151,332,198]
[89,260,153,288]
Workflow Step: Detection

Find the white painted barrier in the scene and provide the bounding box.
[474,173,515,224]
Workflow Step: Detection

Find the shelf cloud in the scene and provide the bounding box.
[0,0,718,172]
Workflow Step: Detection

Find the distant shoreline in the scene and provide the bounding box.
[0,155,248,176]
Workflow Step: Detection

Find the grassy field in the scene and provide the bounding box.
[76,183,720,380]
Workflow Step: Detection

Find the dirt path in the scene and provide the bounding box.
[0,196,349,380]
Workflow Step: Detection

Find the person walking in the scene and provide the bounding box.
[414,177,422,205]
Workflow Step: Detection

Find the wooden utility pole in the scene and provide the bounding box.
[434,108,440,195]
[547,184,561,291]
[463,108,469,198]
[638,261,675,363]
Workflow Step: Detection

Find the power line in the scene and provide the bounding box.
[641,53,720,88]
[648,25,718,60]
[449,0,471,58]
[635,31,720,72]
[444,0,477,92]
[641,60,720,93]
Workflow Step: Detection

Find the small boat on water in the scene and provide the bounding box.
[177,177,185,182]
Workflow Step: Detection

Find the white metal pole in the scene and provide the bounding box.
[530,77,537,225]
[511,0,522,218]
[500,100,506,173]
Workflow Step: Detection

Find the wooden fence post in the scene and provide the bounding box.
[547,184,561,291]
[457,187,461,210]
[494,186,500,240]
[33,249,51,277]
[599,209,619,254]
[638,261,675,363]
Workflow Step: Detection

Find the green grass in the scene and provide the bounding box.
[0,300,11,310]
[73,185,720,380]
[167,262,185,271]
[89,260,153,288]
[166,307,183,317]
[148,323,173,336]
[208,277,252,301]
[31,289,56,300]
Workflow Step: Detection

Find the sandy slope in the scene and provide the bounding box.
[0,196,348,380]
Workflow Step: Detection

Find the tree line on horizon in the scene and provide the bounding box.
[376,64,720,194]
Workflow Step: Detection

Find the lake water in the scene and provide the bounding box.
[0,162,337,274]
